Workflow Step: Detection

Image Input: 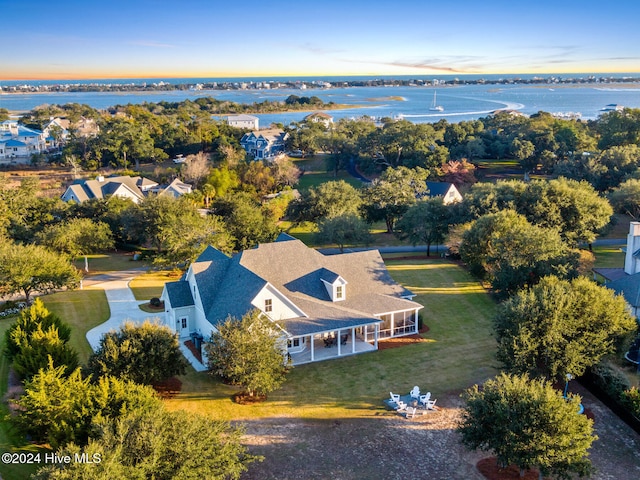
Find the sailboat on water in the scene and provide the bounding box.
[429,91,444,112]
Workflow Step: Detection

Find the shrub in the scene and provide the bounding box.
[589,361,631,401]
[150,297,162,307]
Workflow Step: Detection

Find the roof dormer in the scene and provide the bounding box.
[320,268,347,302]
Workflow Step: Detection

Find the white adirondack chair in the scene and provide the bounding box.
[404,406,418,419]
[409,386,420,399]
[418,393,431,409]
[390,392,400,404]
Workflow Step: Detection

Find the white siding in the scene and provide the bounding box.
[251,284,304,320]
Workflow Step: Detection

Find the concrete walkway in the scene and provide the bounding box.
[84,271,207,372]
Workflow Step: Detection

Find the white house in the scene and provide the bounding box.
[425,181,463,205]
[594,221,640,317]
[161,234,423,365]
[227,114,259,130]
[0,120,46,161]
[304,112,334,127]
[240,129,288,160]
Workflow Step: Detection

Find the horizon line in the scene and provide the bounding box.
[3,70,640,82]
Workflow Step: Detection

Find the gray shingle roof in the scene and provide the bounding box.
[188,238,422,335]
[165,281,195,308]
[426,181,453,197]
[606,272,640,307]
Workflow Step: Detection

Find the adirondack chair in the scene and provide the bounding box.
[390,392,400,404]
[418,393,431,409]
[395,400,407,412]
[410,386,420,399]
[425,398,437,410]
[404,406,418,419]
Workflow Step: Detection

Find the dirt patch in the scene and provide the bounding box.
[239,383,640,480]
[378,326,430,351]
[152,376,182,399]
[477,457,541,480]
[234,392,267,404]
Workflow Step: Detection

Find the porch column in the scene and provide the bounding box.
[415,309,419,333]
[391,314,395,337]
[364,325,368,343]
[337,329,341,356]
[351,327,356,354]
[310,334,315,362]
[374,324,379,349]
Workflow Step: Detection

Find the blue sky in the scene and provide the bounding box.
[4,0,640,79]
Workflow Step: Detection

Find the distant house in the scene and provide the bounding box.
[61,175,194,204]
[161,233,423,365]
[0,120,46,161]
[227,114,259,130]
[240,129,289,160]
[425,182,463,205]
[149,178,193,198]
[594,221,640,318]
[304,112,334,127]
[42,117,71,149]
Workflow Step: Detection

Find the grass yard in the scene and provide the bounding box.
[72,252,142,275]
[292,155,364,191]
[592,244,625,269]
[129,270,179,301]
[166,258,498,421]
[42,290,110,365]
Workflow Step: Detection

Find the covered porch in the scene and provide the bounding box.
[288,323,380,365]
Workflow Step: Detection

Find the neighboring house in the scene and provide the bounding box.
[594,221,640,317]
[425,181,463,205]
[149,178,193,198]
[0,120,46,160]
[161,233,423,365]
[42,117,71,149]
[227,114,259,130]
[304,111,334,127]
[240,129,289,160]
[61,175,157,204]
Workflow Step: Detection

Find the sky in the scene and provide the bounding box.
[3,0,640,80]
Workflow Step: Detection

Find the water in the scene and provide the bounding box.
[2,81,640,124]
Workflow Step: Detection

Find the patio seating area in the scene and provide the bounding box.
[289,332,376,365]
[384,387,438,418]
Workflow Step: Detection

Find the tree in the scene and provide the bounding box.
[458,373,595,479]
[395,198,450,256]
[495,276,636,381]
[459,210,578,296]
[37,218,114,272]
[181,151,211,188]
[87,320,188,385]
[360,166,428,233]
[315,214,371,253]
[206,166,240,198]
[0,243,80,303]
[287,180,362,223]
[213,193,279,251]
[609,178,640,219]
[34,409,259,480]
[4,299,78,380]
[14,361,161,448]
[205,310,290,398]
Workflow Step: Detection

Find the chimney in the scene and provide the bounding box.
[624,222,640,275]
[96,175,105,183]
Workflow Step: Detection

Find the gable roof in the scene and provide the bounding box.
[165,281,195,308]
[182,238,422,335]
[606,272,640,307]
[61,175,156,202]
[426,181,454,196]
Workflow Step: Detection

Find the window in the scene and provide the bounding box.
[181,318,187,329]
[265,298,273,312]
[336,285,343,299]
[287,338,300,348]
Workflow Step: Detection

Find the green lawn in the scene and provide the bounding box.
[592,244,625,269]
[166,259,498,421]
[73,252,143,275]
[42,290,110,365]
[292,155,364,191]
[129,270,179,301]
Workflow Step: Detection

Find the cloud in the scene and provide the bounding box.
[345,55,489,73]
[298,43,344,55]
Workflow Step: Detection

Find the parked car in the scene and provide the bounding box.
[172,154,186,164]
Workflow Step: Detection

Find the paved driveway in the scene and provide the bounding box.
[84,271,206,371]
[85,272,165,350]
